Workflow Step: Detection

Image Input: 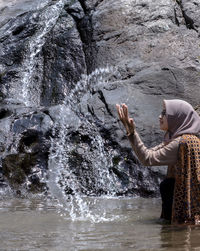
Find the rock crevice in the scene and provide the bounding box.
[66,0,97,74]
[175,0,199,32]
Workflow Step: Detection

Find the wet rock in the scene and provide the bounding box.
[2,152,46,193]
[0,172,7,188]
[1,128,50,193]
[2,153,36,185]
[12,112,53,134]
[0,0,87,106]
[0,108,52,194]
[0,108,12,119]
[41,4,87,105]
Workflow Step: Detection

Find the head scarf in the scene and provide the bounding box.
[163,99,200,142]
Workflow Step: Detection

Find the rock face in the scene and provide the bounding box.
[0,0,199,197]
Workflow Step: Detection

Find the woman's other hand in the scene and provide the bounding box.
[116,103,135,136]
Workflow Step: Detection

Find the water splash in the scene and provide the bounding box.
[48,67,120,222]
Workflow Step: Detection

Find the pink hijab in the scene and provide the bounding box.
[163,99,200,142]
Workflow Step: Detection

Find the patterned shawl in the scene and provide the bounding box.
[172,134,200,224]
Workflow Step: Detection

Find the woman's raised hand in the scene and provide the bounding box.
[116,103,135,136]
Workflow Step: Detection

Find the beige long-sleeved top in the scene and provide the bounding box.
[128,131,181,178]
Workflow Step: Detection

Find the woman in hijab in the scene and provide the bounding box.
[116,99,200,224]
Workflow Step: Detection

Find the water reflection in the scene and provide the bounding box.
[160,224,200,251]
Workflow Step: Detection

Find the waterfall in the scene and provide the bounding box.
[8,0,65,107]
[1,0,122,221]
[48,67,120,222]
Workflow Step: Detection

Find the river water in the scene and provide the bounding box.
[1,196,200,251]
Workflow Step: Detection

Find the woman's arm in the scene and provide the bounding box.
[150,142,165,151]
[116,103,135,136]
[128,131,180,166]
[116,103,180,166]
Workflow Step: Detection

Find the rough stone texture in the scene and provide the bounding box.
[86,0,200,136]
[0,105,53,193]
[0,0,199,197]
[82,0,200,189]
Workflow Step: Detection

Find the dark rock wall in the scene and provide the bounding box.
[0,0,199,196]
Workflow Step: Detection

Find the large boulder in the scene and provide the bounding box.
[84,0,200,141]
[0,0,199,197]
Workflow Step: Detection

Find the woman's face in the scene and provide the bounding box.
[159,103,168,131]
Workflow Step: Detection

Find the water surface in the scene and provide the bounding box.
[1,197,200,251]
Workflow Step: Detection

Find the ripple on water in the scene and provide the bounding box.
[1,196,200,251]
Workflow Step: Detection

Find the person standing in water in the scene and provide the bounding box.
[116,99,200,224]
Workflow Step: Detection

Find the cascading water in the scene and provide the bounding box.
[48,67,121,222]
[2,0,122,222]
[8,0,65,107]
